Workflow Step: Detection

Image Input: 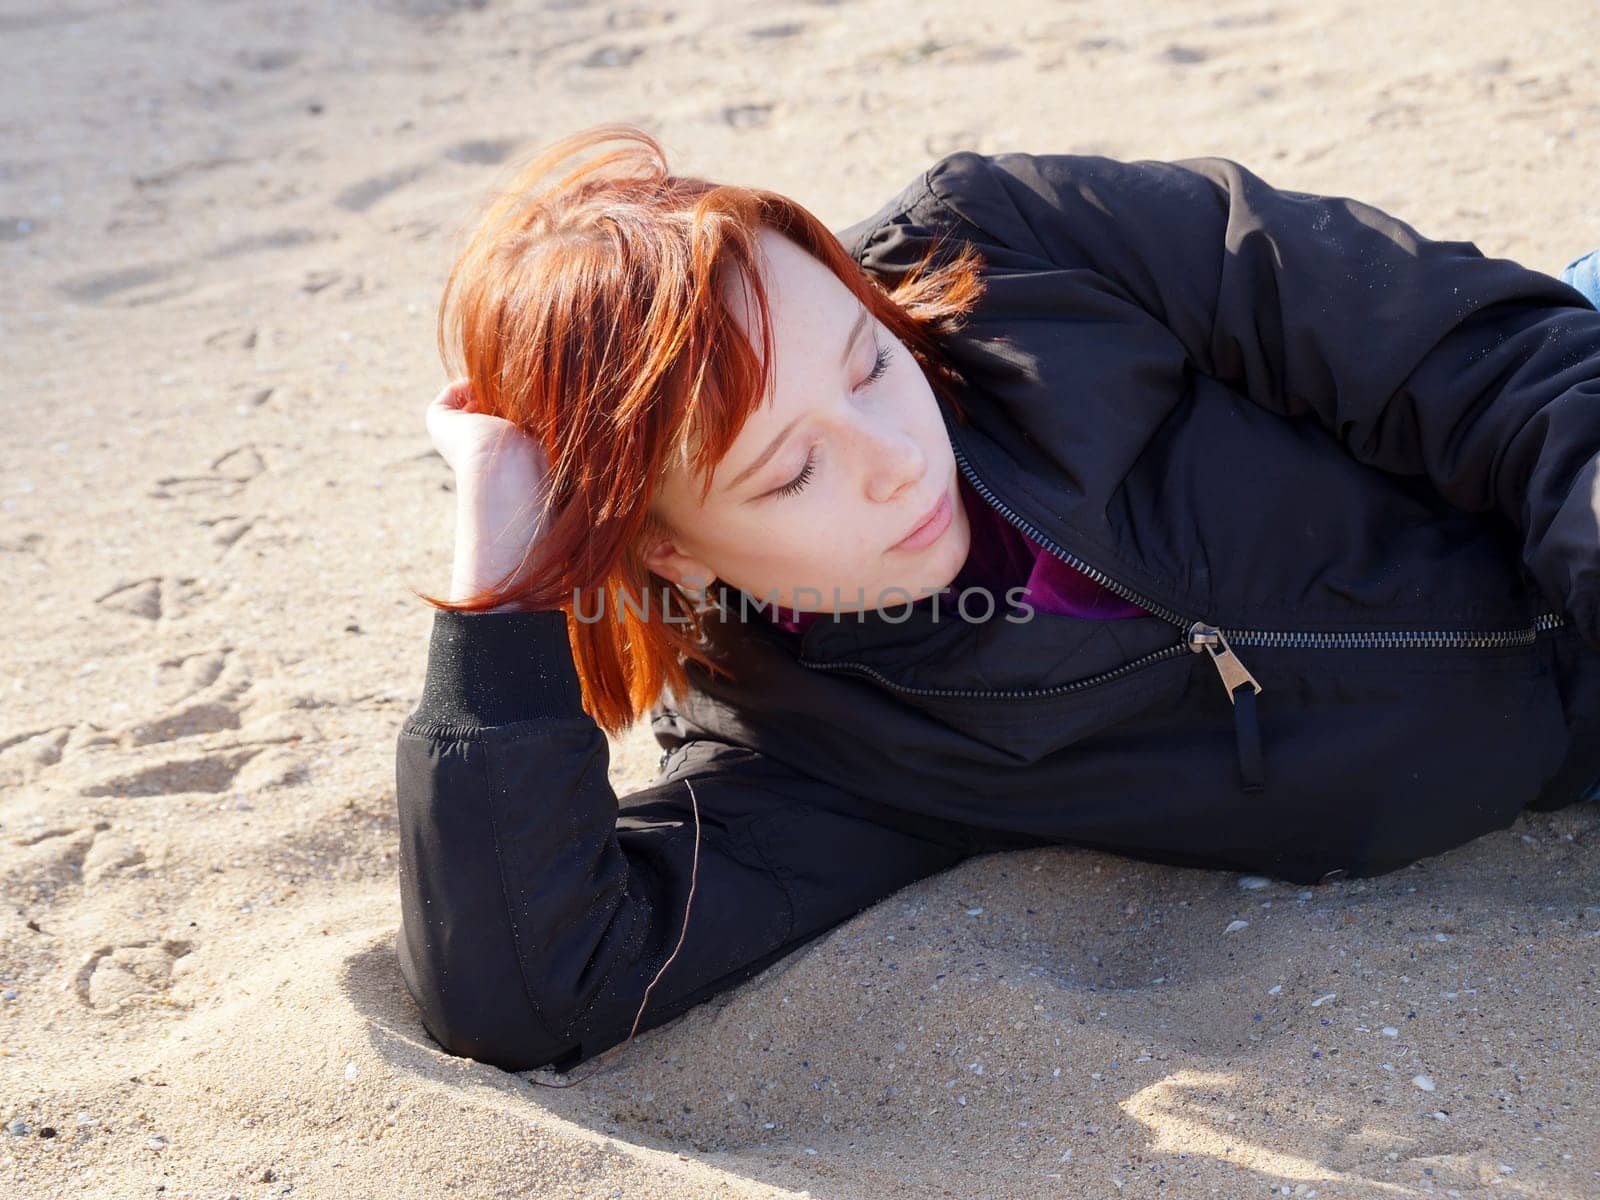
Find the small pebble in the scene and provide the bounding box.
[147,1135,167,1149]
[1,991,16,1001]
[965,907,983,917]
[1498,1164,1514,1175]
[6,1118,29,1137]
[803,1147,817,1156]
[1381,1027,1398,1037]
[1310,993,1337,1007]
[1238,876,1270,890]
[344,1061,358,1081]
[1223,919,1249,934]
[1434,933,1448,942]
[1268,985,1282,995]
[1412,1075,1436,1092]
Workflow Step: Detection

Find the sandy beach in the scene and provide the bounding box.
[3,1,1598,1195]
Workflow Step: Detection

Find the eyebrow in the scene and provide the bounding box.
[722,301,873,495]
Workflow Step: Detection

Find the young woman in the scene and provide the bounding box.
[394,123,1600,1076]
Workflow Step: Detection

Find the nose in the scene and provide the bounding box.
[860,420,926,505]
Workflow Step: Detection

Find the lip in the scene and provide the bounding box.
[890,486,953,553]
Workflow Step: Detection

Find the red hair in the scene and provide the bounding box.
[414,123,988,734]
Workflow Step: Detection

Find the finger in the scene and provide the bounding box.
[427,379,472,415]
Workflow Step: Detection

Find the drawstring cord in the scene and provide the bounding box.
[525,778,702,1088]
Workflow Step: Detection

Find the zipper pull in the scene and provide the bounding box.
[1187,622,1262,699]
[1188,622,1266,793]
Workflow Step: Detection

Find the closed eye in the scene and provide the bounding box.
[771,450,816,498]
[766,333,892,500]
[862,340,891,386]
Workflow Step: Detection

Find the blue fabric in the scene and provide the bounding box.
[1559,247,1600,308]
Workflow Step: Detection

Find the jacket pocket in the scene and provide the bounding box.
[887,636,1195,765]
[1201,638,1572,876]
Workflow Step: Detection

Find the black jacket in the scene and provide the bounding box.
[394,150,1600,1073]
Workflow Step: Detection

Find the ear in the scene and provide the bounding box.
[640,533,716,594]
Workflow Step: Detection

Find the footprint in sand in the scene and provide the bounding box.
[77,746,268,797]
[1213,10,1281,29]
[215,227,323,258]
[198,513,258,559]
[153,443,271,557]
[92,575,208,621]
[234,47,300,72]
[0,530,45,554]
[576,43,646,69]
[119,646,249,743]
[202,324,265,353]
[58,262,184,305]
[5,821,149,891]
[4,822,108,902]
[75,940,194,1013]
[721,103,774,130]
[444,138,520,166]
[123,700,244,746]
[377,0,491,19]
[299,269,367,301]
[745,21,805,39]
[147,442,267,501]
[9,644,306,800]
[0,725,70,770]
[159,647,231,694]
[0,725,72,791]
[201,325,292,374]
[81,831,149,885]
[333,165,429,214]
[233,384,276,411]
[1075,36,1129,53]
[80,647,313,795]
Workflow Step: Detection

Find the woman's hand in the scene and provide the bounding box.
[426,380,555,607]
[425,379,548,488]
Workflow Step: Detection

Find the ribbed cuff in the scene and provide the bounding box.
[413,608,585,727]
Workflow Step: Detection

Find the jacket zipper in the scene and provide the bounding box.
[801,435,1567,795]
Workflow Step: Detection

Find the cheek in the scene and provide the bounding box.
[748,504,874,570]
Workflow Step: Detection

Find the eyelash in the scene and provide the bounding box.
[770,338,893,499]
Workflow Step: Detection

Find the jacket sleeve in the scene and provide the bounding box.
[923,149,1600,648]
[393,607,975,1073]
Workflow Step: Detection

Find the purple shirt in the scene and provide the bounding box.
[772,474,1147,634]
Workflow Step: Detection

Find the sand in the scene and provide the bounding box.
[3,0,1598,1196]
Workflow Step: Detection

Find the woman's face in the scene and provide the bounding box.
[643,228,971,614]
